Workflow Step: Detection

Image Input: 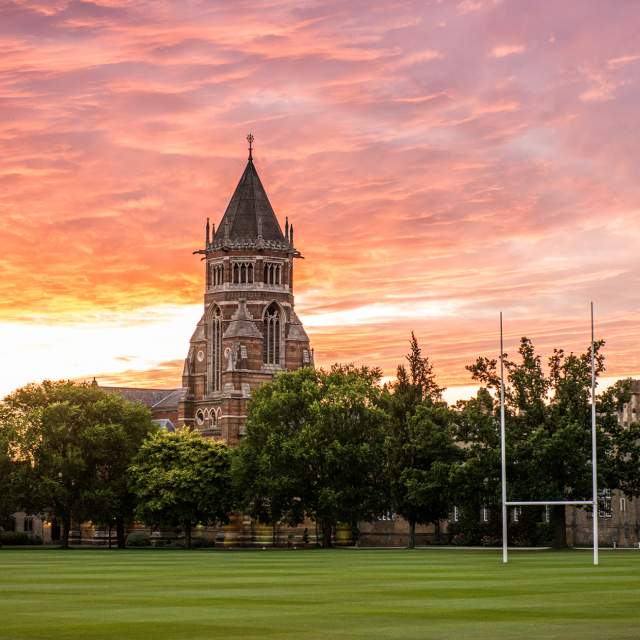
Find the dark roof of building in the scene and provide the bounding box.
[211,158,290,250]
[100,386,184,409]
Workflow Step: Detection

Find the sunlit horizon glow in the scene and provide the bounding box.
[1,1,639,402]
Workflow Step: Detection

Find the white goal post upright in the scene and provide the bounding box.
[500,313,508,564]
[590,302,599,566]
[499,305,599,565]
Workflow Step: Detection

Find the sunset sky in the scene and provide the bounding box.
[1,0,639,400]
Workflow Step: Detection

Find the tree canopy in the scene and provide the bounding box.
[1,380,156,547]
[129,430,234,548]
[235,365,389,547]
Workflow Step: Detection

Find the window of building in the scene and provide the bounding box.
[208,306,222,392]
[263,261,282,286]
[303,349,310,364]
[544,505,551,523]
[452,506,460,523]
[481,506,490,523]
[240,345,248,360]
[23,516,33,533]
[232,261,254,284]
[210,263,224,287]
[512,506,522,523]
[620,496,627,513]
[379,512,395,522]
[263,302,281,365]
[598,488,612,519]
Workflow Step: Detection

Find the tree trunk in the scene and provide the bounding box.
[185,522,192,549]
[116,518,126,549]
[551,505,568,549]
[60,514,71,549]
[408,519,416,549]
[321,520,333,548]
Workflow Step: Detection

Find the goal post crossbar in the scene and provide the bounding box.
[505,500,594,506]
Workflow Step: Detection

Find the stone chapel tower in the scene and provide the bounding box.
[179,136,312,444]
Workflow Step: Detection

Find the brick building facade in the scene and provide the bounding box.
[177,145,311,444]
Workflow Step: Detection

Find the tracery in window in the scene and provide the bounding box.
[263,302,281,364]
[208,306,222,392]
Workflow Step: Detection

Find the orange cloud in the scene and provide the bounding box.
[1,0,639,398]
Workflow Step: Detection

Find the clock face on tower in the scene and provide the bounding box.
[197,350,205,363]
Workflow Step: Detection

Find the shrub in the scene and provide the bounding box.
[125,531,151,547]
[451,532,469,546]
[0,531,42,545]
[189,537,214,549]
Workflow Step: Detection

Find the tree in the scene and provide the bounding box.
[449,389,504,545]
[231,368,315,542]
[466,337,640,548]
[382,334,455,548]
[405,331,444,402]
[386,400,462,547]
[80,399,156,548]
[235,365,389,547]
[1,381,155,548]
[309,365,390,545]
[129,430,234,548]
[0,406,26,528]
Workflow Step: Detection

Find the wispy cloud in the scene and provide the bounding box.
[1,0,639,397]
[490,44,525,58]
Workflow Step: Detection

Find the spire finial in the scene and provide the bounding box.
[247,133,254,161]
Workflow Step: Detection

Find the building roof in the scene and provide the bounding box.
[100,386,184,410]
[210,158,291,251]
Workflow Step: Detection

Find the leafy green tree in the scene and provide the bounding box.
[382,334,456,547]
[1,381,155,548]
[80,399,156,548]
[309,365,390,545]
[386,400,462,547]
[232,368,316,542]
[405,331,444,402]
[449,389,504,545]
[129,430,234,548]
[0,406,25,527]
[467,337,640,548]
[236,365,389,547]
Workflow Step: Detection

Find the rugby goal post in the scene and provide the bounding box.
[499,303,599,565]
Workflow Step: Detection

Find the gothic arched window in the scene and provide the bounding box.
[263,302,281,365]
[208,305,222,392]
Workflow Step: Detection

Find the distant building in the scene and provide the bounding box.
[98,384,182,431]
[618,379,640,427]
[567,379,640,548]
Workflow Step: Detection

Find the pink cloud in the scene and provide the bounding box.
[0,0,639,392]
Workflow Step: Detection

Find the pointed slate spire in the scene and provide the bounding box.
[211,135,288,249]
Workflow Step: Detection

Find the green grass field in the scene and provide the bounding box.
[1,548,639,639]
